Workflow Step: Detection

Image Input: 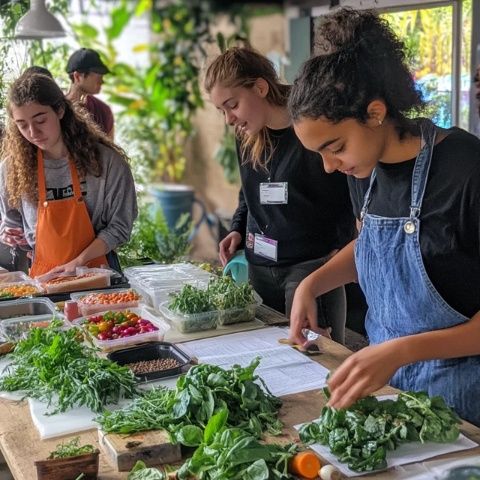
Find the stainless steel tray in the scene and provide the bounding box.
[0,298,58,320]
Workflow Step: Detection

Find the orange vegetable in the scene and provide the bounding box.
[289,450,321,479]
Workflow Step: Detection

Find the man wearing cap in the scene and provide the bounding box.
[66,48,114,138]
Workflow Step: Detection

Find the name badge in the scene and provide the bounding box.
[254,234,278,261]
[260,182,288,204]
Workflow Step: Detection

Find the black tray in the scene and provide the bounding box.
[107,341,191,382]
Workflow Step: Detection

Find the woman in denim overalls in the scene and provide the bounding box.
[287,8,480,426]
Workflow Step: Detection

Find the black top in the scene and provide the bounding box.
[348,128,480,318]
[230,126,355,267]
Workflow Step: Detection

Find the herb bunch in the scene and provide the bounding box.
[299,389,461,472]
[168,276,255,315]
[0,320,138,414]
[97,358,283,445]
[48,436,95,459]
[177,409,297,480]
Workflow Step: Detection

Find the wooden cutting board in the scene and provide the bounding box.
[99,429,182,471]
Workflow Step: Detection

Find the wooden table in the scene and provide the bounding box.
[1,321,479,479]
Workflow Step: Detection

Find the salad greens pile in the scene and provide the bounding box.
[177,409,298,480]
[168,276,255,315]
[48,436,95,459]
[0,320,137,414]
[299,389,461,472]
[97,359,283,445]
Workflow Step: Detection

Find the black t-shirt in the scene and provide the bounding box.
[231,126,355,267]
[348,128,480,318]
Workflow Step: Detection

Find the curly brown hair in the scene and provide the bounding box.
[288,8,425,137]
[204,47,290,170]
[1,73,128,208]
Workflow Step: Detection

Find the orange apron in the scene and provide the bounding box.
[30,149,108,277]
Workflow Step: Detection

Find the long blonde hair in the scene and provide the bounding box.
[1,73,128,208]
[204,47,290,170]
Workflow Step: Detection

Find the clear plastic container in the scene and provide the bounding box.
[0,298,58,320]
[73,306,169,352]
[0,313,66,342]
[70,288,142,316]
[158,301,218,333]
[216,292,262,326]
[0,271,31,284]
[40,267,113,294]
[0,279,43,299]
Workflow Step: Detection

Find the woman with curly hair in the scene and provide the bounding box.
[204,47,355,344]
[288,8,480,425]
[0,73,137,276]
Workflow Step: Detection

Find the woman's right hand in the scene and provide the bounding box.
[0,226,28,248]
[289,280,320,346]
[218,231,242,266]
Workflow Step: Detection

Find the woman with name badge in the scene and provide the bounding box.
[204,47,355,344]
[288,8,480,425]
[0,73,137,277]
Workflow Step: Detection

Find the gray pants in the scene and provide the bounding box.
[249,256,346,344]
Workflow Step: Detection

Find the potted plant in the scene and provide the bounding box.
[34,436,99,480]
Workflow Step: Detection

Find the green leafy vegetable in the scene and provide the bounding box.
[0,320,138,414]
[177,412,297,480]
[299,389,461,473]
[48,437,95,459]
[127,460,166,479]
[97,359,283,445]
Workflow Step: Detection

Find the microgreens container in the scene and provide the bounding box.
[70,288,142,316]
[158,301,218,333]
[0,313,66,342]
[107,341,191,382]
[35,450,99,480]
[73,306,169,352]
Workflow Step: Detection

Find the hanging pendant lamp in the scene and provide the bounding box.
[15,0,66,40]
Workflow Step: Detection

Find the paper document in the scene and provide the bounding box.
[179,327,329,397]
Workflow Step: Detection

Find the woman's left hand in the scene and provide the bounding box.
[327,341,403,409]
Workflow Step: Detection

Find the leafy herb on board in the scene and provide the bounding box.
[48,437,95,459]
[127,460,167,480]
[97,358,283,445]
[299,389,461,473]
[177,409,298,480]
[0,320,138,414]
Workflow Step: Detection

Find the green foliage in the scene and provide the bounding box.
[0,320,138,414]
[168,276,255,314]
[48,437,95,459]
[118,200,191,267]
[299,389,461,473]
[97,0,214,183]
[177,418,298,480]
[214,125,239,184]
[127,461,166,480]
[96,359,283,443]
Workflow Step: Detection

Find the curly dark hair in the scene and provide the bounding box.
[288,8,425,136]
[2,73,128,208]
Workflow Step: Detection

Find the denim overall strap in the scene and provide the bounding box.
[354,119,479,426]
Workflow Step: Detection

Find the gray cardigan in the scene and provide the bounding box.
[0,143,138,252]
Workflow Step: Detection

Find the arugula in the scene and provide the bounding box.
[168,276,256,327]
[97,359,283,445]
[177,410,297,480]
[299,389,461,472]
[48,437,95,459]
[0,320,138,414]
[127,461,166,479]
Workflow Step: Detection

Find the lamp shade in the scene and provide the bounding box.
[15,0,66,39]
